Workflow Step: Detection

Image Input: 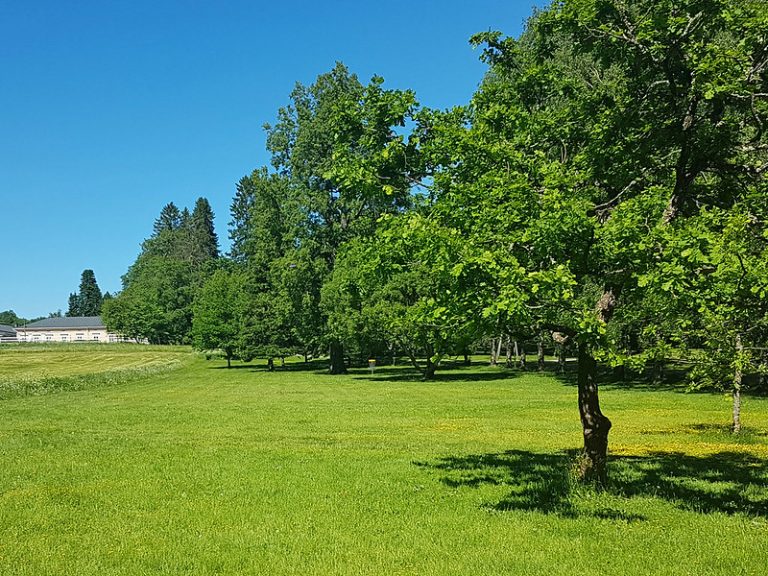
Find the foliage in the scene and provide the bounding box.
[66,269,104,317]
[324,213,485,378]
[103,255,196,344]
[191,269,250,367]
[0,310,25,326]
[105,199,221,343]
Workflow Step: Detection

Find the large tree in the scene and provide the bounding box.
[414,0,768,482]
[263,63,422,373]
[66,269,103,317]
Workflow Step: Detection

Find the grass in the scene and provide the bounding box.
[0,344,189,399]
[1,351,767,575]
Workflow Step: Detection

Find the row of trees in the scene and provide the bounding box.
[102,198,219,344]
[105,0,768,482]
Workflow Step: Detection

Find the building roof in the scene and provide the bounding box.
[0,324,16,335]
[21,316,106,330]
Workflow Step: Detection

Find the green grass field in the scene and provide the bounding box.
[0,344,189,399]
[1,348,767,575]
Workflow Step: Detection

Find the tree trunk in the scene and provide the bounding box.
[424,357,437,380]
[505,337,513,368]
[267,357,274,371]
[463,352,471,366]
[577,343,612,484]
[329,340,347,375]
[490,338,498,366]
[518,343,527,370]
[226,353,231,369]
[557,345,566,373]
[537,336,545,371]
[733,334,743,434]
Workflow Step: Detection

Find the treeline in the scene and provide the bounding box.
[102,198,218,344]
[104,0,768,482]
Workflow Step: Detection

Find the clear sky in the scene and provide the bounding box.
[1,0,544,319]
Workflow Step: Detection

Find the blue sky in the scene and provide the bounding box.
[1,0,544,319]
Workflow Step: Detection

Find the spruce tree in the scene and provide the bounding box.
[189,197,219,263]
[77,269,103,316]
[66,293,81,317]
[153,202,182,236]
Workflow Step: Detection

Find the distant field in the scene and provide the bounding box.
[0,344,189,399]
[0,351,767,575]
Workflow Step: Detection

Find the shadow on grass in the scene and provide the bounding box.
[207,359,331,372]
[353,364,526,383]
[554,363,768,397]
[416,449,768,519]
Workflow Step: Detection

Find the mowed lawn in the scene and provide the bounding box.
[0,344,188,381]
[1,349,767,575]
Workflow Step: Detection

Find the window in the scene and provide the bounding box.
[92,333,100,341]
[61,334,69,342]
[76,333,84,341]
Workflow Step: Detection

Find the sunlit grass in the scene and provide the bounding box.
[0,353,767,575]
[0,344,189,399]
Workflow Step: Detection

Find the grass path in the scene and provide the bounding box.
[1,354,767,575]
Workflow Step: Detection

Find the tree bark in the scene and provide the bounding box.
[424,357,437,380]
[490,338,498,366]
[329,340,347,374]
[422,344,438,380]
[267,357,274,371]
[733,334,743,434]
[518,342,527,370]
[537,335,545,371]
[577,343,612,484]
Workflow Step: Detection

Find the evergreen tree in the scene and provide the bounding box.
[189,197,219,264]
[66,293,80,317]
[153,202,182,236]
[105,199,220,344]
[78,269,103,316]
[65,270,103,316]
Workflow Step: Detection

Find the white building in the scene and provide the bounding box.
[14,316,134,343]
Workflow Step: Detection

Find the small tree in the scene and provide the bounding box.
[192,269,249,368]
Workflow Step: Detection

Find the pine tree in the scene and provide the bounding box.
[66,293,80,317]
[77,270,103,316]
[153,202,182,236]
[189,197,219,263]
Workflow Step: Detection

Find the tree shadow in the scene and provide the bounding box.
[415,448,768,519]
[353,364,525,383]
[209,364,261,371]
[207,359,331,372]
[552,367,703,394]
